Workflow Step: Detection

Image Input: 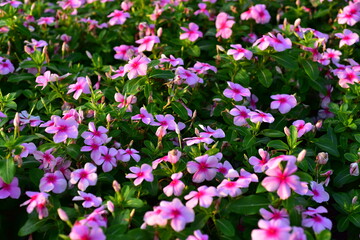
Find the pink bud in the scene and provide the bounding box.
[350,162,359,176]
[284,126,290,137]
[57,208,69,221]
[13,112,20,129]
[107,201,115,213]
[113,180,121,192]
[316,152,328,165]
[297,149,307,162]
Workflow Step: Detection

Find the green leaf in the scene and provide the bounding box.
[344,153,358,162]
[125,198,144,208]
[191,213,209,230]
[67,144,81,159]
[123,77,146,95]
[272,52,298,69]
[333,168,358,188]
[349,214,360,227]
[0,157,15,184]
[148,60,160,68]
[19,60,38,69]
[337,216,349,232]
[229,195,269,215]
[257,69,273,88]
[243,135,256,150]
[234,69,250,87]
[314,136,339,157]
[288,125,298,148]
[171,102,189,120]
[18,218,47,237]
[216,219,235,237]
[149,69,175,79]
[301,59,319,80]
[267,140,289,150]
[316,230,331,240]
[187,45,200,57]
[8,74,35,83]
[261,129,285,138]
[354,134,360,143]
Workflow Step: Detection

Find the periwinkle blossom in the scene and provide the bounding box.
[198,125,225,138]
[269,33,292,52]
[67,76,91,100]
[187,230,209,240]
[350,162,359,176]
[217,179,244,197]
[289,227,307,240]
[117,148,140,162]
[124,55,151,80]
[225,168,259,188]
[150,114,178,138]
[306,181,330,203]
[241,4,271,24]
[107,10,130,25]
[302,206,332,233]
[20,191,50,219]
[175,67,202,86]
[126,163,153,186]
[113,45,137,61]
[39,171,67,193]
[184,136,214,146]
[253,35,272,50]
[336,67,360,88]
[163,172,185,197]
[187,154,219,183]
[270,94,297,114]
[69,224,105,240]
[0,177,21,199]
[159,198,195,232]
[184,185,217,208]
[70,163,98,191]
[335,29,359,47]
[131,107,154,124]
[0,0,22,7]
[292,120,313,138]
[143,206,168,228]
[81,138,103,162]
[337,1,360,26]
[33,148,58,171]
[37,17,55,26]
[217,160,233,176]
[114,93,137,112]
[229,105,251,126]
[323,48,342,64]
[248,110,275,124]
[227,44,253,60]
[81,122,109,144]
[215,12,235,39]
[0,57,15,75]
[45,116,79,143]
[136,36,160,52]
[94,146,118,172]
[57,0,84,10]
[19,142,36,158]
[223,82,251,101]
[160,54,184,67]
[194,3,210,18]
[0,111,6,118]
[251,219,291,240]
[73,191,102,208]
[260,206,290,225]
[180,23,203,42]
[249,148,270,173]
[35,71,59,89]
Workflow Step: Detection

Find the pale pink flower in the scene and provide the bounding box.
[260,206,290,225]
[159,198,195,232]
[184,136,214,146]
[184,185,217,208]
[337,2,360,26]
[251,219,291,240]
[69,224,105,240]
[248,110,275,124]
[35,71,59,89]
[217,179,243,197]
[45,116,79,143]
[111,66,126,79]
[323,48,342,64]
[175,67,202,85]
[67,76,91,100]
[70,163,98,191]
[124,55,151,80]
[320,170,333,186]
[336,67,359,88]
[223,82,251,101]
[107,10,130,25]
[191,62,217,74]
[81,122,109,144]
[292,120,313,138]
[114,93,137,112]
[229,105,250,126]
[335,29,359,47]
[37,17,55,25]
[217,160,233,176]
[253,35,272,50]
[0,177,21,199]
[270,94,297,114]
[131,107,154,124]
[143,206,168,227]
[73,191,102,208]
[0,0,22,7]
[159,54,184,67]
[249,148,270,173]
[19,142,37,158]
[117,148,140,162]
[33,148,58,171]
[94,146,118,172]
[227,44,253,60]
[79,206,107,228]
[113,45,137,61]
[215,12,235,39]
[194,3,210,17]
[289,227,307,240]
[187,230,209,240]
[269,34,292,52]
[81,138,103,162]
[241,4,271,24]
[136,36,160,52]
[163,172,185,197]
[306,181,329,203]
[180,23,203,42]
[187,154,219,183]
[227,168,258,188]
[58,0,84,10]
[198,125,225,138]
[0,57,14,75]
[302,207,332,233]
[39,171,67,193]
[20,191,49,219]
[126,163,153,186]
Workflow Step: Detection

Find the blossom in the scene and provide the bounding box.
[336,67,359,88]
[180,23,203,42]
[187,230,209,240]
[253,35,272,50]
[0,57,14,75]
[131,107,154,124]
[117,148,140,162]
[241,4,271,24]
[229,105,250,126]
[163,172,185,197]
[69,224,106,240]
[335,29,359,47]
[107,10,130,25]
[215,12,235,39]
[70,163,98,191]
[45,116,79,143]
[227,44,253,60]
[292,120,313,138]
[290,227,307,240]
[37,17,55,25]
[248,110,275,124]
[217,179,243,197]
[350,162,359,176]
[113,45,137,61]
[39,171,67,193]
[136,36,160,52]
[302,207,332,233]
[160,54,184,67]
[194,3,210,18]
[251,219,291,240]
[184,136,214,146]
[94,146,118,172]
[270,94,297,114]
[81,122,109,144]
[198,125,225,138]
[337,2,360,26]
[323,48,342,64]
[217,160,233,176]
[114,93,137,112]
[126,164,153,186]
[73,191,102,208]
[20,191,49,219]
[159,198,195,232]
[35,71,59,89]
[306,181,330,203]
[249,148,270,173]
[187,154,219,183]
[184,185,217,208]
[33,148,58,171]
[81,138,103,162]
[0,177,21,199]
[67,76,91,100]
[124,55,151,80]
[223,82,251,101]
[144,206,168,227]
[260,206,290,225]
[269,34,292,52]
[175,67,202,85]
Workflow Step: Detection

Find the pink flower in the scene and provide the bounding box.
[113,45,137,61]
[194,3,210,18]
[114,93,137,112]
[290,227,307,240]
[81,122,109,144]
[251,219,291,240]
[107,10,130,25]
[292,120,313,138]
[33,148,58,171]
[37,17,55,25]
[229,105,250,126]
[269,34,292,52]
[335,29,359,47]
[262,160,304,199]
[124,55,150,80]
[160,54,184,67]
[0,57,14,75]
[69,224,105,240]
[184,185,217,208]
[217,160,233,176]
[323,48,342,64]
[225,168,258,187]
[126,163,153,186]
[81,138,103,162]
[198,125,225,138]
[0,177,21,199]
[337,2,360,26]
[227,44,253,60]
[223,82,251,101]
[35,71,59,89]
[248,110,275,124]
[159,198,195,232]
[136,36,160,52]
[143,206,168,227]
[270,94,297,114]
[117,148,140,162]
[249,148,270,173]
[175,67,202,86]
[180,23,203,42]
[111,66,126,79]
[70,163,98,191]
[20,191,49,219]
[217,179,243,197]
[215,12,235,39]
[302,207,332,233]
[187,230,209,240]
[260,206,290,225]
[253,35,272,50]
[67,76,91,100]
[131,107,154,124]
[39,171,67,193]
[163,172,185,197]
[336,67,359,88]
[94,146,118,172]
[73,191,102,208]
[187,154,219,183]
[45,116,79,143]
[184,136,214,146]
[241,4,271,24]
[307,181,329,203]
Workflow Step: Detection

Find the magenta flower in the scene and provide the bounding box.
[94,146,118,172]
[114,93,137,112]
[0,57,14,75]
[184,136,214,146]
[117,148,140,162]
[81,138,103,162]
[269,33,292,52]
[107,10,130,25]
[302,207,332,233]
[180,23,203,42]
[226,168,258,188]
[81,122,109,144]
[323,48,342,64]
[113,45,136,61]
[187,230,209,240]
[37,17,55,26]
[253,35,272,50]
[337,2,360,26]
[19,142,37,158]
[70,163,98,191]
[229,105,251,126]
[251,219,291,240]
[248,110,275,124]
[20,191,49,219]
[194,3,210,17]
[184,185,217,208]
[223,82,251,101]
[67,76,91,100]
[262,160,304,200]
[39,171,67,193]
[335,29,359,47]
[175,67,202,86]
[336,67,359,88]
[131,107,154,124]
[33,148,58,171]
[136,36,160,52]
[215,12,235,39]
[163,172,185,197]
[187,154,219,183]
[250,4,271,24]
[69,224,105,240]
[227,44,253,60]
[159,198,195,232]
[217,179,243,197]
[126,163,153,186]
[198,125,225,138]
[306,181,329,203]
[292,120,313,138]
[260,206,290,225]
[35,71,60,89]
[124,55,150,80]
[290,227,307,240]
[143,206,168,228]
[249,148,270,173]
[217,160,234,176]
[73,191,102,208]
[160,54,184,67]
[270,94,297,114]
[0,177,20,199]
[45,116,79,143]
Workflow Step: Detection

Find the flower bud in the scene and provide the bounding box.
[350,162,359,176]
[315,120,323,130]
[157,27,163,37]
[284,126,290,137]
[57,208,69,221]
[316,152,328,165]
[107,201,115,213]
[112,180,121,192]
[13,112,20,129]
[297,149,307,162]
[85,51,92,59]
[167,149,181,164]
[294,18,301,29]
[352,196,358,205]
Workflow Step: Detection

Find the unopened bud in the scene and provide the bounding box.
[106,113,111,123]
[174,123,180,135]
[85,51,92,59]
[57,208,69,221]
[216,45,225,52]
[297,149,307,162]
[275,66,282,74]
[112,180,121,192]
[284,126,290,137]
[13,112,20,129]
[352,196,358,205]
[316,152,328,165]
[350,162,359,176]
[167,149,181,164]
[294,18,301,28]
[315,120,323,130]
[107,201,115,213]
[157,27,163,37]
